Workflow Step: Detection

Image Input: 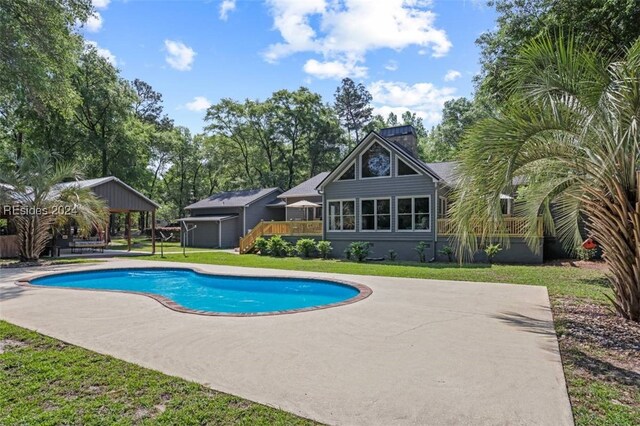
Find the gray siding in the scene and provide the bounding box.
[186,190,284,247]
[92,180,156,212]
[220,219,240,248]
[183,221,219,248]
[244,192,285,234]
[435,237,543,264]
[323,148,438,261]
[284,195,322,220]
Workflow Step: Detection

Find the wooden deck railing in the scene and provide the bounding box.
[239,220,323,254]
[437,217,543,237]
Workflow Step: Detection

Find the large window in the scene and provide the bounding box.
[327,200,355,231]
[337,162,355,181]
[397,158,418,176]
[360,198,391,231]
[361,142,391,178]
[397,196,431,231]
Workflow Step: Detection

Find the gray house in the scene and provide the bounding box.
[317,126,542,263]
[278,172,328,221]
[180,187,284,248]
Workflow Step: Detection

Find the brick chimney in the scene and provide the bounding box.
[379,125,418,158]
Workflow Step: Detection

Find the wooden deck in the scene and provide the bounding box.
[437,217,543,237]
[239,221,322,254]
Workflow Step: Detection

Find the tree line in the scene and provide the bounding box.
[2,0,638,224]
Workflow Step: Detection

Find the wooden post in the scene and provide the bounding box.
[151,210,156,254]
[126,211,132,252]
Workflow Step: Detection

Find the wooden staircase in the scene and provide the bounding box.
[239,220,323,254]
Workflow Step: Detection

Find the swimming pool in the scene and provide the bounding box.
[26,268,370,316]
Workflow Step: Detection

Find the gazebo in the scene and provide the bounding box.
[58,177,160,253]
[0,176,159,257]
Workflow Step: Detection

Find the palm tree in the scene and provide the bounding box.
[0,153,108,262]
[450,35,640,321]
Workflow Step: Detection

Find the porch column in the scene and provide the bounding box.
[126,211,132,252]
[151,210,156,254]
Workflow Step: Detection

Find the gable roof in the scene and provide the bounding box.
[185,187,282,210]
[316,131,441,190]
[52,176,159,208]
[278,172,329,199]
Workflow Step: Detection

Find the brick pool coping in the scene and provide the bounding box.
[15,266,373,317]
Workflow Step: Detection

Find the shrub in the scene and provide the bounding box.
[344,248,352,260]
[284,242,296,257]
[415,241,429,263]
[317,240,333,259]
[295,238,317,258]
[254,237,269,255]
[267,235,289,257]
[484,243,502,263]
[439,245,454,262]
[576,246,597,261]
[348,241,371,262]
[387,249,397,261]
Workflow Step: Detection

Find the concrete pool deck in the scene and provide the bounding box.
[0,259,573,425]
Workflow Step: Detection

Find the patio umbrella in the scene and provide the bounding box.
[286,200,321,220]
[287,200,321,208]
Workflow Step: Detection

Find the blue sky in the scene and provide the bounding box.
[83,0,497,134]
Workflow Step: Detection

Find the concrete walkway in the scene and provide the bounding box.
[0,260,573,425]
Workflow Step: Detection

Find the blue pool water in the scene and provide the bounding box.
[30,268,361,314]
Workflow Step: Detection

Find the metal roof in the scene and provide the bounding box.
[185,187,282,209]
[278,172,329,198]
[5,176,160,208]
[379,125,416,138]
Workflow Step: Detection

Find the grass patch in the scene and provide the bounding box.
[108,238,217,254]
[0,321,316,425]
[139,251,612,302]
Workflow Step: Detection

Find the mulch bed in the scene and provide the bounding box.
[544,259,609,271]
[555,298,640,383]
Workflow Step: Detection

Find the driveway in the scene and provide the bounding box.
[0,260,573,425]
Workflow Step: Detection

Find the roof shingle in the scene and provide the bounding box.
[185,187,281,209]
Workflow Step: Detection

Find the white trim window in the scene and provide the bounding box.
[396,157,419,176]
[337,162,356,181]
[360,142,391,179]
[360,198,391,231]
[396,196,431,231]
[327,200,356,231]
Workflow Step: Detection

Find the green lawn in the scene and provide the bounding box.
[139,251,612,301]
[108,237,218,254]
[0,321,316,425]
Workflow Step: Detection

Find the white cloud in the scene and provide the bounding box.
[185,96,212,112]
[369,80,456,124]
[219,0,236,20]
[164,40,196,71]
[264,0,451,79]
[384,60,398,71]
[444,69,461,81]
[303,58,367,79]
[85,12,103,32]
[92,0,110,9]
[85,41,117,66]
